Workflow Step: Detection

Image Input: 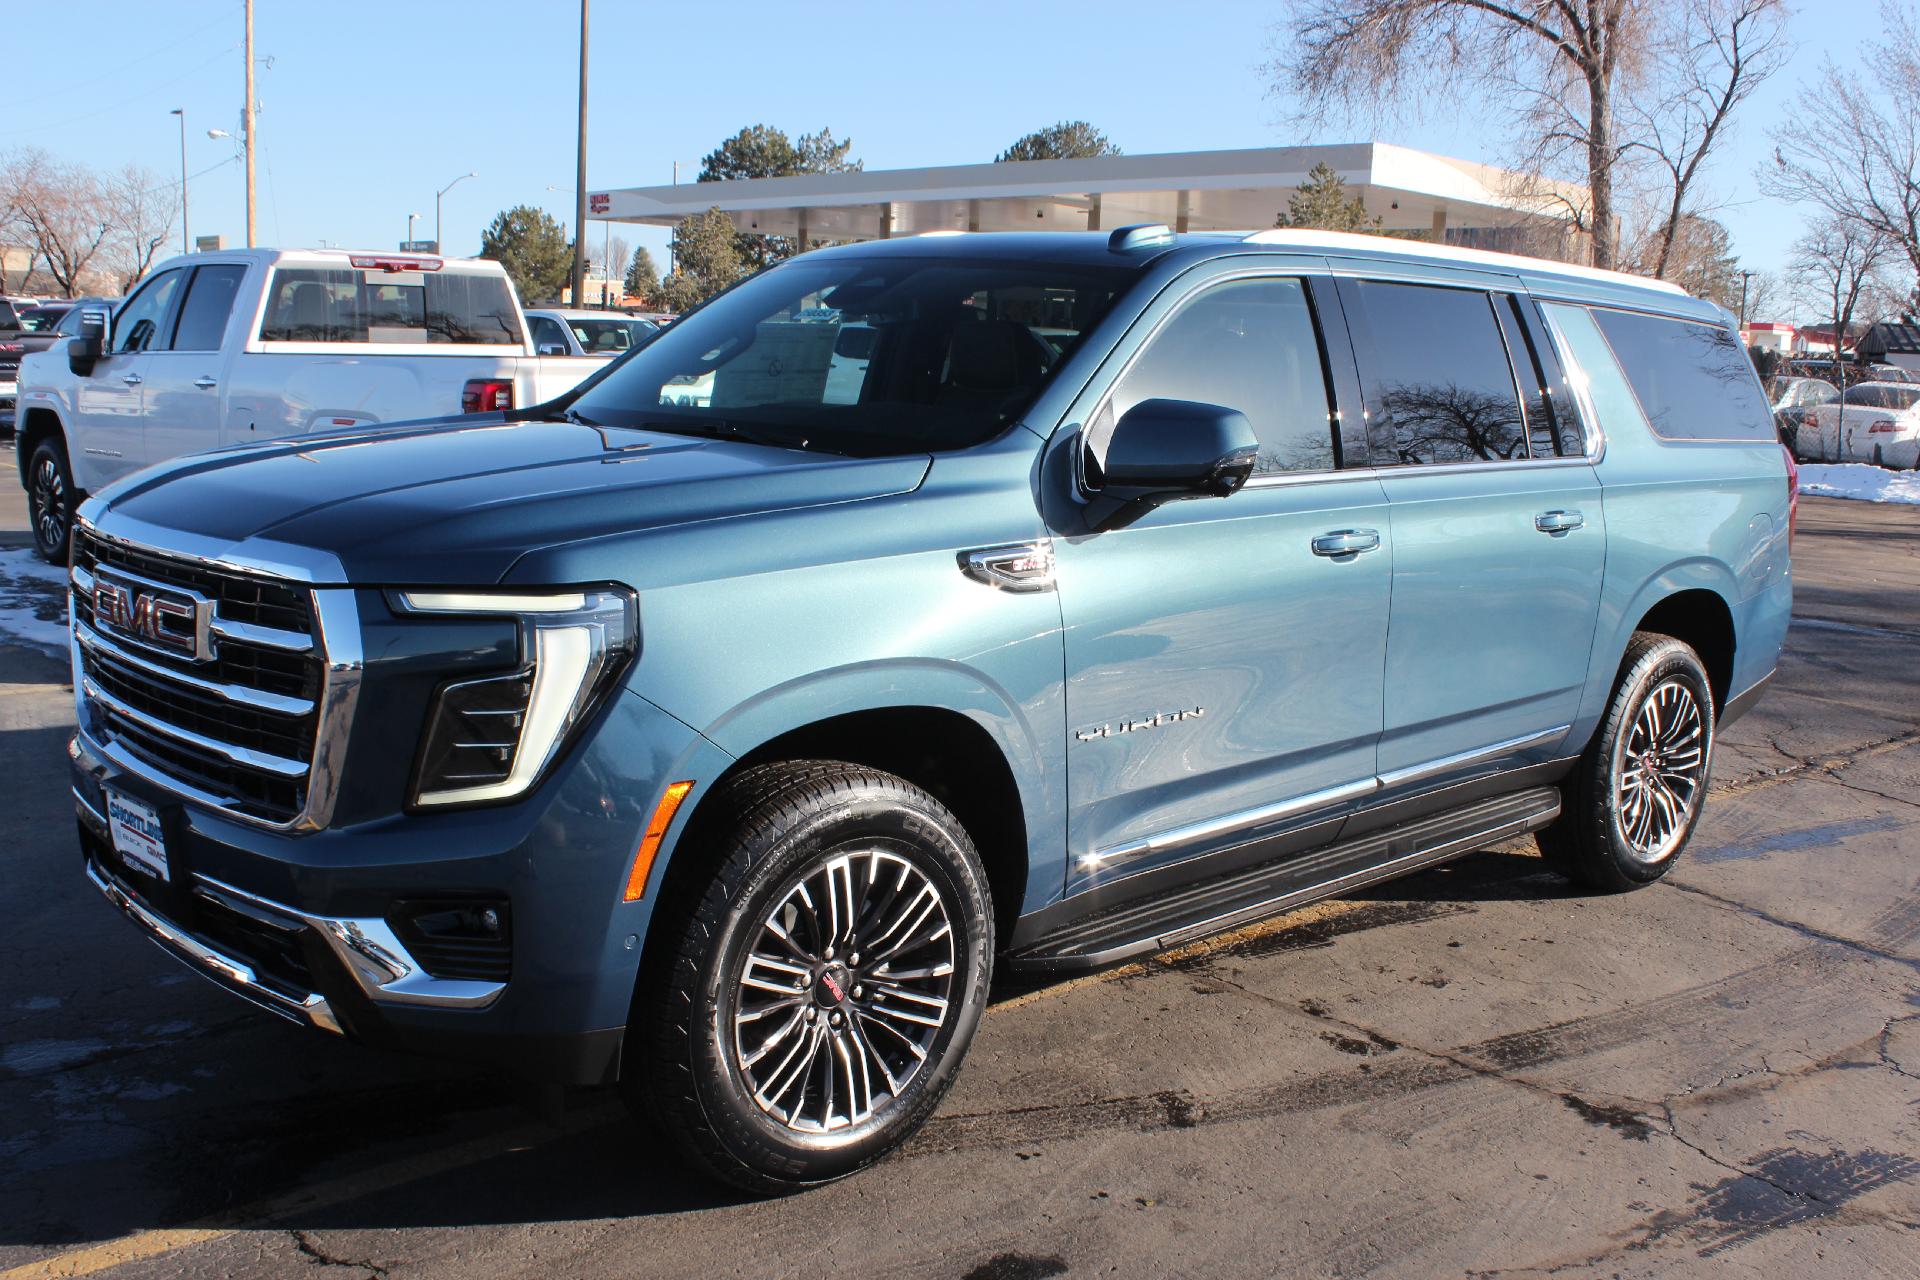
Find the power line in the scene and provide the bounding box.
[0,43,241,139]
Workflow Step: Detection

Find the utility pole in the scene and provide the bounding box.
[171,109,189,254]
[569,0,589,307]
[244,0,257,247]
[1739,269,1754,329]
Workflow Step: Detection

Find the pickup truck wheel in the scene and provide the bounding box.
[27,437,76,565]
[630,761,994,1194]
[1538,633,1716,892]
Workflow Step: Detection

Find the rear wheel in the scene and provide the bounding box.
[630,761,994,1194]
[27,437,76,564]
[1539,633,1716,891]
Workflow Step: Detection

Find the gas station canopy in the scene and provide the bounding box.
[588,142,1583,251]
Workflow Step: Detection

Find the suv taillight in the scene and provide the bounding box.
[1782,445,1799,547]
[461,378,514,414]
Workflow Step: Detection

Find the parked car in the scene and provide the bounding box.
[0,296,39,335]
[1767,375,1840,454]
[525,307,657,357]
[1797,379,1920,467]
[15,250,618,562]
[66,227,1789,1193]
[1,299,117,437]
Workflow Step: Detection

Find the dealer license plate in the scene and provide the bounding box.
[104,789,169,883]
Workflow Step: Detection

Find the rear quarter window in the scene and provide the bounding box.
[1590,308,1772,441]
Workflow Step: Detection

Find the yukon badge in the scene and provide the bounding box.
[1076,707,1206,742]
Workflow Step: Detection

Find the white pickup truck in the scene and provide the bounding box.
[14,248,615,561]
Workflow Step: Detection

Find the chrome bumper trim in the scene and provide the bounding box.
[84,858,343,1035]
[196,874,507,1010]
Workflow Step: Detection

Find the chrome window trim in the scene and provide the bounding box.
[1533,302,1609,465]
[1376,725,1571,790]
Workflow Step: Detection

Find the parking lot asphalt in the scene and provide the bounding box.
[1,496,1917,1280]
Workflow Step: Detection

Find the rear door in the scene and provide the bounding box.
[1054,263,1392,889]
[1336,272,1603,794]
[139,262,249,466]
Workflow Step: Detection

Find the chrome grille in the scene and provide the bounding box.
[71,525,361,830]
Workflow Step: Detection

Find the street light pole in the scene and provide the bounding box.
[171,109,189,254]
[569,0,589,306]
[1740,269,1754,329]
[435,171,475,254]
[243,0,257,247]
[407,213,419,247]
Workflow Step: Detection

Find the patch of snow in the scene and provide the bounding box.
[0,548,70,656]
[1799,463,1920,505]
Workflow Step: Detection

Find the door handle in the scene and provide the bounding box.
[1311,528,1381,557]
[1534,510,1585,534]
[120,373,143,387]
[193,376,218,390]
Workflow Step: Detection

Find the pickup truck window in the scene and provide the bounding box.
[529,315,569,351]
[1351,280,1528,466]
[1108,278,1339,476]
[169,265,248,351]
[568,256,1134,456]
[1591,307,1772,440]
[258,267,521,345]
[113,269,184,353]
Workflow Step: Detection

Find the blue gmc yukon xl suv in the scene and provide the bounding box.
[64,228,1791,1191]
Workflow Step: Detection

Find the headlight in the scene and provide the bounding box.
[397,587,637,808]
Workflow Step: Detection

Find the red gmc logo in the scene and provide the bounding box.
[95,582,201,658]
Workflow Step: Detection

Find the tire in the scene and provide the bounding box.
[1538,632,1716,892]
[27,436,77,565]
[629,760,995,1194]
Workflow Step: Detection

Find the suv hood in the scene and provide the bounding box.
[84,417,932,584]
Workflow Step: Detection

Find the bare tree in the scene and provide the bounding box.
[0,148,51,294]
[1270,1,1657,268]
[1626,0,1789,280]
[101,164,178,292]
[1792,216,1897,356]
[15,157,112,298]
[1766,3,1920,307]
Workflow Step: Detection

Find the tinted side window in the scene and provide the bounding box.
[113,270,183,353]
[259,268,521,344]
[1351,281,1526,465]
[1108,277,1339,476]
[169,265,248,351]
[528,315,568,350]
[1590,308,1772,440]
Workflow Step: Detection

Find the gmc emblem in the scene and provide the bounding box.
[94,580,208,660]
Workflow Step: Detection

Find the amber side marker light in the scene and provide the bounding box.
[625,781,695,902]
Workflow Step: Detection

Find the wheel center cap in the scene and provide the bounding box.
[816,963,853,1007]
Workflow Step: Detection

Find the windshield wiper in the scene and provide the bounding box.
[562,406,600,427]
[638,417,827,453]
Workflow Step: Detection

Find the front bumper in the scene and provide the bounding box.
[70,687,708,1085]
[0,378,16,432]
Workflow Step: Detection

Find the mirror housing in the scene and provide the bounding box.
[1094,398,1260,508]
[67,308,108,376]
[537,341,569,357]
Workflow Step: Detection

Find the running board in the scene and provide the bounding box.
[1006,786,1562,973]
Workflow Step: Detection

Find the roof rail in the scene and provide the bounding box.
[1240,228,1687,296]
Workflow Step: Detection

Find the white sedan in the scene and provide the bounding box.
[1797,380,1920,469]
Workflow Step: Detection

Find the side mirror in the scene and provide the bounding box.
[537,342,569,356]
[68,309,108,376]
[1094,398,1260,508]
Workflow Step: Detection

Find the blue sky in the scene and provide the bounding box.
[5,1,1869,316]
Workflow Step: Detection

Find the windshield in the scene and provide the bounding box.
[568,255,1134,455]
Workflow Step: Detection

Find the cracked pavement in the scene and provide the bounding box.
[2,495,1918,1279]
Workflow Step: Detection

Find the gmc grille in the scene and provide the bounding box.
[71,527,353,828]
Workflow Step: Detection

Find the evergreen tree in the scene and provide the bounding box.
[997,121,1120,162]
[1274,163,1380,233]
[653,207,746,313]
[624,245,660,304]
[478,205,571,302]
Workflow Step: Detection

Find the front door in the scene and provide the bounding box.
[1337,276,1604,788]
[74,268,186,485]
[1054,270,1390,890]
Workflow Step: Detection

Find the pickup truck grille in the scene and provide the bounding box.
[71,527,356,828]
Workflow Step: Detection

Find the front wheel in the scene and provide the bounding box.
[630,761,994,1194]
[1539,633,1716,891]
[27,437,77,565]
